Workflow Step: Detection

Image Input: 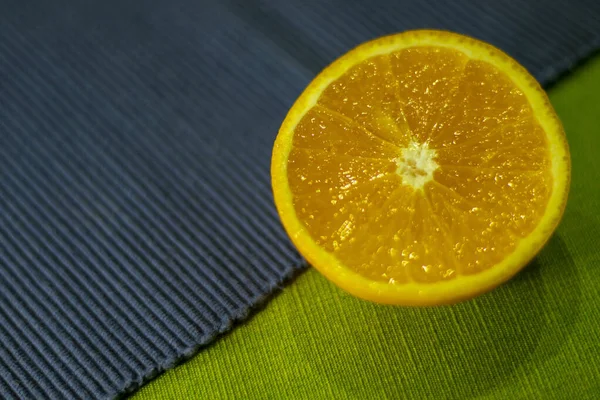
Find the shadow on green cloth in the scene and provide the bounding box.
[294,234,580,399]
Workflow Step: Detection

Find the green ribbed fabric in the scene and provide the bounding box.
[132,55,600,400]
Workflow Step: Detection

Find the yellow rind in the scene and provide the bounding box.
[271,30,570,306]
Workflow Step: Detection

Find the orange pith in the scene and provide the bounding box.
[272,31,570,305]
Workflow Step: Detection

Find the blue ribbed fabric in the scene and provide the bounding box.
[0,0,598,398]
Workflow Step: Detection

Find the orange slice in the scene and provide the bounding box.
[271,30,570,306]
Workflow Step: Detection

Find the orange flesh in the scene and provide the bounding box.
[287,47,552,284]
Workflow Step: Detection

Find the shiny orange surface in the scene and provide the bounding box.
[287,47,552,284]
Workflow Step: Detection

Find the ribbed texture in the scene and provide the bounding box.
[0,1,598,399]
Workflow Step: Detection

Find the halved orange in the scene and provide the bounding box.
[271,30,570,306]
